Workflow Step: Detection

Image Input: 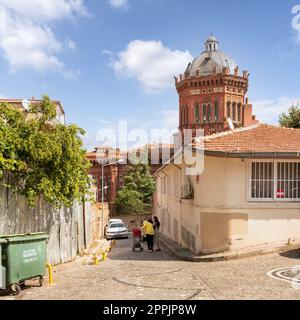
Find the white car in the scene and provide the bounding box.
[105,222,128,240]
[108,218,123,226]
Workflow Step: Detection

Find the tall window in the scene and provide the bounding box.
[237,103,242,122]
[227,102,231,118]
[185,105,188,123]
[195,104,199,123]
[181,106,184,125]
[250,161,300,201]
[203,104,207,121]
[232,103,236,121]
[207,104,211,121]
[214,102,219,121]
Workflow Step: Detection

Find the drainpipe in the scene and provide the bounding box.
[82,199,87,249]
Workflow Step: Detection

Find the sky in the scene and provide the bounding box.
[0,0,299,150]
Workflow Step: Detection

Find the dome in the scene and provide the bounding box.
[185,35,237,76]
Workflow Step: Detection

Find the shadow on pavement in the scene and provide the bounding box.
[107,235,179,262]
[279,249,300,259]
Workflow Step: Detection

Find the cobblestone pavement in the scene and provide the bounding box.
[1,236,300,300]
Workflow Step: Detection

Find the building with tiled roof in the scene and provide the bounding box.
[193,124,300,156]
[154,124,300,256]
[0,98,65,125]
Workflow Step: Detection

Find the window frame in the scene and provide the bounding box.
[202,104,207,122]
[195,103,200,123]
[214,102,219,121]
[248,160,300,202]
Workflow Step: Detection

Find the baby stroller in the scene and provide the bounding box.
[132,227,144,252]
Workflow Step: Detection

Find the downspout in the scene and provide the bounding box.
[82,199,87,249]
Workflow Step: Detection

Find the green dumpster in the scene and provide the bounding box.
[0,233,49,295]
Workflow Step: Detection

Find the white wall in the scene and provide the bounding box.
[155,156,300,254]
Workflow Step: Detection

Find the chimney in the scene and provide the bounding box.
[243,103,254,127]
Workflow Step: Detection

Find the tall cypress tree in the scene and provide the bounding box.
[115,163,156,214]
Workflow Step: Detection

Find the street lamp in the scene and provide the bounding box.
[99,159,126,238]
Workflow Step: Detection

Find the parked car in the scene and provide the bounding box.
[105,222,128,240]
[108,219,123,226]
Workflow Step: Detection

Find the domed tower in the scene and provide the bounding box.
[175,35,256,141]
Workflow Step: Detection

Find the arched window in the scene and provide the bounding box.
[214,102,219,121]
[227,102,231,118]
[181,106,184,125]
[232,102,236,121]
[185,105,189,124]
[207,104,211,121]
[203,104,207,122]
[195,104,200,123]
[237,103,242,122]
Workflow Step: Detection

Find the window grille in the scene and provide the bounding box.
[250,161,300,201]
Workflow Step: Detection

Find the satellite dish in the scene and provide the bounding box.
[227,117,234,131]
[22,99,31,111]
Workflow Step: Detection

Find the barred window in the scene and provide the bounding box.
[277,162,300,199]
[251,162,274,199]
[250,161,300,201]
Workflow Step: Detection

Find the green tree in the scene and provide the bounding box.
[279,104,300,128]
[115,162,156,214]
[0,95,92,207]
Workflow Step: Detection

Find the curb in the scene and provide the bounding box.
[159,235,300,262]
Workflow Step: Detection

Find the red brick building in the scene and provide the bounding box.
[176,35,257,140]
[87,145,173,211]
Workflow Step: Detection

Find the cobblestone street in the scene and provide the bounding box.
[1,236,300,300]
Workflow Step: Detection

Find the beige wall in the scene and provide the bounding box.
[155,156,300,254]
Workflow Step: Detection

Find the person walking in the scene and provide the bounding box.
[153,216,161,252]
[143,219,154,251]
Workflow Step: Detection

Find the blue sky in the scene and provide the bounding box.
[0,0,299,150]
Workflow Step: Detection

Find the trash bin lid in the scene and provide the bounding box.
[1,233,49,244]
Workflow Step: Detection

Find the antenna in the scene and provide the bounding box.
[227,117,234,131]
[22,99,31,111]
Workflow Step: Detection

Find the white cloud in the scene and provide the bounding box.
[0,0,88,21]
[253,96,300,124]
[0,1,88,75]
[109,0,128,9]
[110,40,193,93]
[67,39,77,50]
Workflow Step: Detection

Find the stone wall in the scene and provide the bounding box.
[0,187,109,265]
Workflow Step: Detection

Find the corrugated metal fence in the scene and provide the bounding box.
[0,187,105,265]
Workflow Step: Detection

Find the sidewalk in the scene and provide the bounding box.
[159,234,300,262]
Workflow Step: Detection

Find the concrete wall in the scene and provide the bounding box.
[0,187,108,265]
[155,156,300,255]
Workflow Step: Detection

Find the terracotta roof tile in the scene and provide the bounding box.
[193,124,300,154]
